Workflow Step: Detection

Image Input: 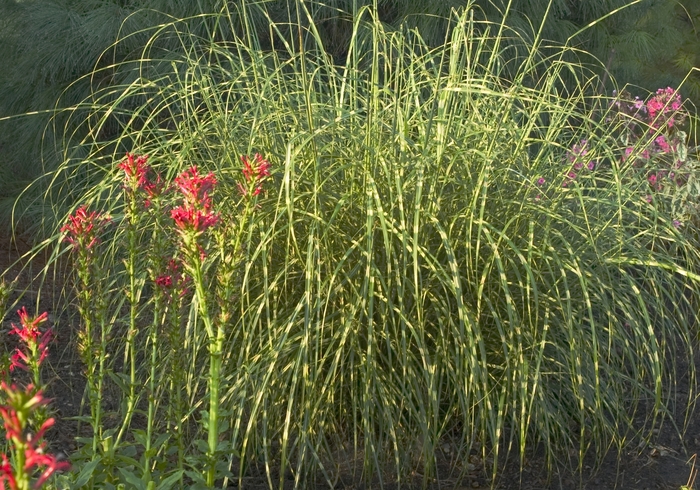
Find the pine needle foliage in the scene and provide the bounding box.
[24,3,700,487]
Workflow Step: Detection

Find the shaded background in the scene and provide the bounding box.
[0,0,698,232]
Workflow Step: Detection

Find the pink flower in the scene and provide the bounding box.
[654,135,671,153]
[567,140,589,168]
[61,206,110,252]
[239,154,271,197]
[587,161,596,171]
[170,205,219,232]
[118,153,150,190]
[174,166,217,208]
[622,147,634,162]
[648,173,658,186]
[644,195,653,203]
[646,87,685,128]
[536,177,546,186]
[673,219,682,229]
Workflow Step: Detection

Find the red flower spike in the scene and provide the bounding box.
[170,206,219,233]
[239,154,271,196]
[11,308,48,344]
[61,206,110,251]
[118,153,150,190]
[174,166,217,208]
[0,384,67,489]
[9,309,52,372]
[171,166,220,234]
[155,275,173,288]
[0,455,17,490]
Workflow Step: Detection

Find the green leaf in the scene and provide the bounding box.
[73,457,102,488]
[117,468,148,490]
[155,470,184,490]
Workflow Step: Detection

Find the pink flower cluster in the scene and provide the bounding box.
[237,154,271,197]
[117,154,163,207]
[646,87,685,128]
[61,206,110,252]
[171,167,220,233]
[9,309,51,373]
[0,384,68,489]
[562,139,597,187]
[606,87,690,226]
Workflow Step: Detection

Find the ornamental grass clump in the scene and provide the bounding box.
[13,2,700,488]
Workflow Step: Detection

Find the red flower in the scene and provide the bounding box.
[0,454,17,490]
[174,166,217,208]
[239,154,271,197]
[155,275,172,288]
[61,206,110,251]
[142,173,164,208]
[242,153,271,182]
[118,153,150,190]
[171,166,220,235]
[0,385,68,489]
[11,308,47,345]
[9,309,52,372]
[170,205,219,232]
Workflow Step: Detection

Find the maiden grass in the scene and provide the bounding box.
[15,2,700,487]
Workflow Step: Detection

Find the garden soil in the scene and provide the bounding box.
[1,235,698,490]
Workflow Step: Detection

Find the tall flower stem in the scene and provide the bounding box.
[188,255,219,488]
[62,206,109,458]
[165,291,186,479]
[144,288,162,480]
[144,205,170,481]
[169,165,221,486]
[115,193,141,448]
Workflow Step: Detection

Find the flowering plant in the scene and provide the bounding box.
[8,309,52,388]
[0,384,68,490]
[606,87,699,226]
[0,307,68,490]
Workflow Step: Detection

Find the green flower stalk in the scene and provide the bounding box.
[116,153,167,479]
[114,153,154,450]
[169,166,220,487]
[155,257,188,480]
[61,206,110,457]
